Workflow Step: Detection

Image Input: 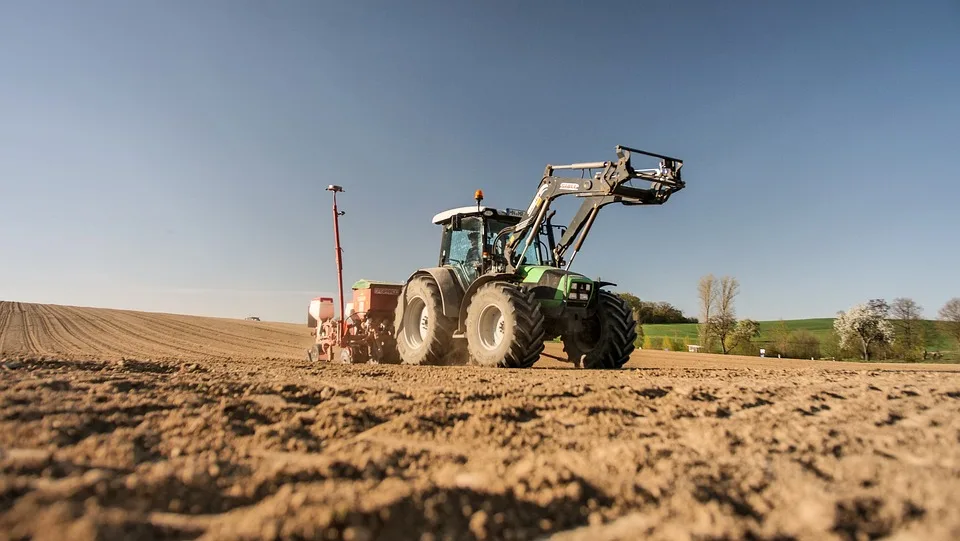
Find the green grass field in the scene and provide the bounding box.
[643,318,956,355]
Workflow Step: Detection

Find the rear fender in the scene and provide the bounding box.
[401,267,464,319]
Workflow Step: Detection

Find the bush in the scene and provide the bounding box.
[644,336,664,350]
[821,329,860,360]
[891,342,924,362]
[730,339,760,356]
[635,324,645,348]
[666,336,686,351]
[786,330,821,359]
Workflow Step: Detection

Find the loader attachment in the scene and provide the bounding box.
[499,145,685,272]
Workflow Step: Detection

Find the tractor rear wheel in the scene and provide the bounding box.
[562,290,637,369]
[394,276,455,365]
[465,281,546,368]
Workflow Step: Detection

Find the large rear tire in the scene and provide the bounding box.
[464,282,546,368]
[562,290,637,369]
[394,276,456,365]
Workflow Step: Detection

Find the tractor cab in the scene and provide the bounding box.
[431,205,547,287]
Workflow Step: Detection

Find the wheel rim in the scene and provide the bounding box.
[477,304,505,351]
[403,297,427,348]
[418,304,429,341]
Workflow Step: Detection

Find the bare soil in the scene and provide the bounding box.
[2,300,960,540]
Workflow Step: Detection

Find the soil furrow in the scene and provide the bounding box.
[77,308,215,359]
[16,302,43,355]
[52,305,129,358]
[0,301,13,354]
[33,303,98,353]
[142,311,305,351]
[120,311,276,357]
[24,302,59,356]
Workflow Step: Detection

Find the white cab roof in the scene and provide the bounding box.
[431,206,488,224]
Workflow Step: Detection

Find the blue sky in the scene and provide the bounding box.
[1,1,958,323]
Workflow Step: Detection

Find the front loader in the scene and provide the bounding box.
[394,145,686,369]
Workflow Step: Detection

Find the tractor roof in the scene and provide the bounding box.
[431,206,525,225]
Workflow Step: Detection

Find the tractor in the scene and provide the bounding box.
[393,145,685,369]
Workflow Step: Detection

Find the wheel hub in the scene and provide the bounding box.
[402,297,428,348]
[477,304,505,351]
[418,304,429,341]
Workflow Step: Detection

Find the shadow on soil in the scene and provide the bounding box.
[323,482,613,541]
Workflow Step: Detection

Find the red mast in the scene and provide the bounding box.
[326,185,346,345]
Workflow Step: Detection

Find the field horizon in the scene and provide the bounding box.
[643,317,957,359]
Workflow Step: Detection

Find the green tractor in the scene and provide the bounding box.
[393,145,685,369]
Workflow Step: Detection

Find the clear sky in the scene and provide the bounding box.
[1,1,958,324]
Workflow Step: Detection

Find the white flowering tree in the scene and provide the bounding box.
[834,301,894,361]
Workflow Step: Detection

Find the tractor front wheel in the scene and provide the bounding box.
[465,282,546,368]
[394,276,456,365]
[562,290,637,369]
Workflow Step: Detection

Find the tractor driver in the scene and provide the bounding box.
[464,230,482,272]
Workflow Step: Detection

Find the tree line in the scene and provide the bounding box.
[615,293,698,325]
[831,297,960,361]
[617,276,960,362]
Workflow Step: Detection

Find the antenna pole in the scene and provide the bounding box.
[327,185,346,346]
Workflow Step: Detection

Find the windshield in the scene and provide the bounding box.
[486,218,545,266]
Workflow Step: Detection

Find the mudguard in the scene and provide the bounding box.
[402,267,464,319]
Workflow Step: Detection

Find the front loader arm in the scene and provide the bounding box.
[501,145,685,272]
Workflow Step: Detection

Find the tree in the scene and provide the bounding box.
[834,302,894,361]
[939,298,960,347]
[616,292,695,325]
[705,314,735,354]
[726,319,760,354]
[700,275,741,354]
[890,297,924,361]
[867,298,890,318]
[704,315,758,355]
[698,275,718,350]
[616,292,646,348]
[718,276,740,321]
[617,292,642,316]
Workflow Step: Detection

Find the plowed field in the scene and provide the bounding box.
[2,300,960,540]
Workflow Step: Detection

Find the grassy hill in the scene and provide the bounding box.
[644,318,834,343]
[643,318,955,355]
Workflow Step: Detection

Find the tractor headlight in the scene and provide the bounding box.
[567,282,591,302]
